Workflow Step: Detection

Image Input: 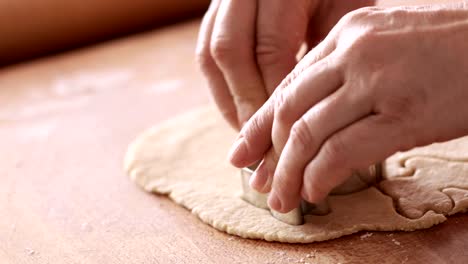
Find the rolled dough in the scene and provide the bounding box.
[124,107,467,243]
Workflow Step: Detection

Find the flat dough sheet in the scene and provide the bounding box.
[124,106,468,243]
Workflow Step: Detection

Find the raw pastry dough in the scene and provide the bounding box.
[381,146,468,219]
[124,107,456,243]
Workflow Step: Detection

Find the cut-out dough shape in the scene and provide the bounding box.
[124,107,445,243]
[381,136,468,219]
[381,157,468,218]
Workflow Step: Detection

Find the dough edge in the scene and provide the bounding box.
[124,107,447,243]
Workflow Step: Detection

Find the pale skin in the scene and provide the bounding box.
[197,1,468,213]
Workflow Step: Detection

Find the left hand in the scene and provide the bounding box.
[196,0,374,130]
[228,3,468,213]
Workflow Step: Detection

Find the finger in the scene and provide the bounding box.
[249,147,279,193]
[272,57,343,151]
[301,113,412,203]
[228,38,336,168]
[195,0,238,129]
[211,0,267,125]
[265,33,338,155]
[270,84,373,212]
[228,97,274,168]
[256,0,311,94]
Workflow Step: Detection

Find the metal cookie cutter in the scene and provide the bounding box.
[241,163,381,226]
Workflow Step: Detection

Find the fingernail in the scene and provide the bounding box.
[228,137,246,166]
[268,190,282,211]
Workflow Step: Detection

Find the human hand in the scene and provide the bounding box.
[196,0,374,130]
[228,3,468,213]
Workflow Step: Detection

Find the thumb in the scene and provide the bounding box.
[301,114,414,203]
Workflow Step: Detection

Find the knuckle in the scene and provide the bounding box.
[337,12,384,54]
[338,8,365,26]
[338,27,383,70]
[256,34,282,55]
[244,115,263,139]
[275,55,311,90]
[210,37,238,65]
[273,91,289,123]
[256,35,295,67]
[347,27,380,52]
[289,119,315,152]
[343,6,381,23]
[387,8,408,20]
[277,70,299,90]
[273,175,294,198]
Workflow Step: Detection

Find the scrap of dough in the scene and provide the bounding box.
[381,137,468,219]
[124,107,445,243]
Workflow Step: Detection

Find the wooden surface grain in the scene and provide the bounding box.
[1,7,468,264]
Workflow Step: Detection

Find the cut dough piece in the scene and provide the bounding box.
[124,107,445,243]
[381,139,468,219]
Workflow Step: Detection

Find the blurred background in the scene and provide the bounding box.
[0,0,210,67]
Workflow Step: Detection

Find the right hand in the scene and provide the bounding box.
[196,0,375,130]
[228,2,468,213]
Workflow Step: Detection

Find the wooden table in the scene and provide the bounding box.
[1,17,468,264]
